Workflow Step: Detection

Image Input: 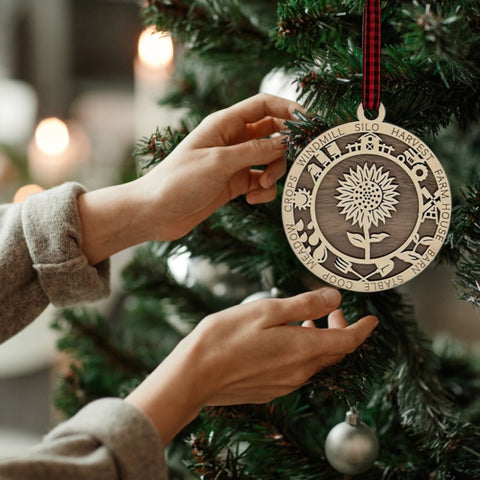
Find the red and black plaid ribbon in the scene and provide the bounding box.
[362,0,381,111]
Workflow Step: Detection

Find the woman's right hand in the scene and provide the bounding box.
[186,288,377,406]
[125,288,378,445]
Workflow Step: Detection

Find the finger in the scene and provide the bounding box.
[246,117,288,140]
[345,315,378,344]
[259,156,287,188]
[246,183,277,204]
[221,135,288,172]
[227,93,304,125]
[227,170,277,205]
[327,309,348,329]
[262,289,342,327]
[309,314,378,356]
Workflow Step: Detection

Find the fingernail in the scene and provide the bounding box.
[321,288,341,308]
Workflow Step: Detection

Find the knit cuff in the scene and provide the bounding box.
[22,182,110,306]
[46,398,167,480]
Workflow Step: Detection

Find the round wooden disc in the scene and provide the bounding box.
[282,104,451,292]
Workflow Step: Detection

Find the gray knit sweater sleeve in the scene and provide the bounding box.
[0,398,167,480]
[0,183,167,480]
[0,182,109,343]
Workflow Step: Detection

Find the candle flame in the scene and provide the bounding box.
[138,26,174,68]
[35,118,69,155]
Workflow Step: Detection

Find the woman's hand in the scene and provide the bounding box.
[125,288,378,445]
[137,93,302,241]
[78,93,302,265]
[78,94,302,265]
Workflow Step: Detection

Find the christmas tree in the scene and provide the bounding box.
[53,1,480,478]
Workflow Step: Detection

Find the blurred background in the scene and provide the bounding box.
[0,0,181,456]
[0,0,479,460]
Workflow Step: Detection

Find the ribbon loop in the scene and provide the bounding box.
[362,0,381,111]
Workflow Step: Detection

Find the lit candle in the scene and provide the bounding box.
[35,117,69,155]
[28,117,90,187]
[134,26,176,139]
[138,26,174,69]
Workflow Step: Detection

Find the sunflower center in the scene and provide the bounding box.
[354,180,383,211]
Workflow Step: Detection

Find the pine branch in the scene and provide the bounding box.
[161,199,307,293]
[141,0,286,72]
[401,2,480,88]
[133,125,188,171]
[274,0,362,56]
[188,427,256,480]
[275,1,480,134]
[53,308,150,375]
[346,291,480,477]
[52,308,151,416]
[122,241,214,324]
[188,397,340,480]
[445,179,480,307]
[435,338,480,423]
[289,45,480,135]
[161,57,248,120]
[283,110,332,153]
[303,289,480,477]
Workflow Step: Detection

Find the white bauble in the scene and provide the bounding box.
[241,288,280,304]
[259,68,299,102]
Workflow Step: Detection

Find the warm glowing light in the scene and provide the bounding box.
[138,26,174,68]
[35,117,69,155]
[13,184,44,203]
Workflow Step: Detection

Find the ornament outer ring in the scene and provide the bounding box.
[281,104,451,292]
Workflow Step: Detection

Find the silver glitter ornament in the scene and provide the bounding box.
[325,407,379,475]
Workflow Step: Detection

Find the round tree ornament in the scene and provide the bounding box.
[325,407,379,475]
[281,104,451,292]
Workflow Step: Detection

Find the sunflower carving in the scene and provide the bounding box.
[336,163,399,260]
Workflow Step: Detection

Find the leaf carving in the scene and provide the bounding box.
[347,231,365,248]
[308,231,320,246]
[313,244,328,263]
[370,232,390,243]
[295,219,304,231]
[418,236,434,246]
[397,251,422,264]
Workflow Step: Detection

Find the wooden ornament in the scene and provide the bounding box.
[282,104,451,292]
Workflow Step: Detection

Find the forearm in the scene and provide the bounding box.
[125,337,206,445]
[77,180,152,265]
